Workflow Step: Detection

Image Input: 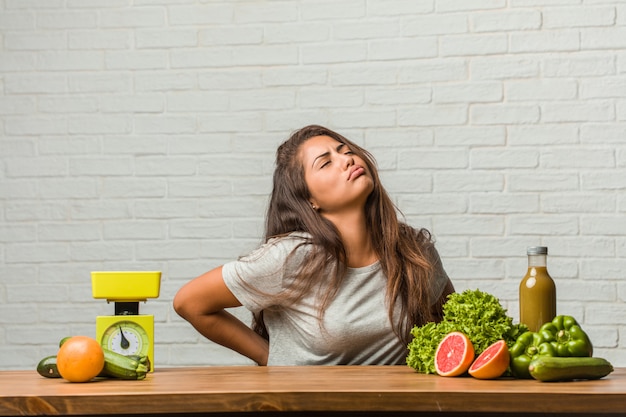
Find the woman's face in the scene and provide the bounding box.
[299,135,374,217]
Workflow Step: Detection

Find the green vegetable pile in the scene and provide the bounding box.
[406,289,527,374]
[509,315,594,379]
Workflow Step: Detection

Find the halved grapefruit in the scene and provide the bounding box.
[468,339,510,380]
[434,332,475,377]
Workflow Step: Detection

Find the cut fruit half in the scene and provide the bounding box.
[434,332,475,377]
[469,339,510,380]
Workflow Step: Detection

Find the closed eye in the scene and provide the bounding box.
[339,143,353,155]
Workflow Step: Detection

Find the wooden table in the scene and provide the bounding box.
[1,366,625,416]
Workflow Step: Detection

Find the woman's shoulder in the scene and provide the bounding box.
[240,231,313,262]
[269,231,312,243]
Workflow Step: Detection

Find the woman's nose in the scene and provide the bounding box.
[341,153,354,168]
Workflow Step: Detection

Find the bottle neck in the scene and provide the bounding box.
[527,254,547,268]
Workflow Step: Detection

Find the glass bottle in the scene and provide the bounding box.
[519,246,556,332]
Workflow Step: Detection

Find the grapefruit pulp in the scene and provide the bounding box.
[434,332,475,377]
[468,339,510,380]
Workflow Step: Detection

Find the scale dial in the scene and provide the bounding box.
[101,320,150,356]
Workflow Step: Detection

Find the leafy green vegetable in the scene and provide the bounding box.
[406,321,454,374]
[406,289,527,374]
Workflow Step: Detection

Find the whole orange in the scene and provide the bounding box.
[56,336,105,383]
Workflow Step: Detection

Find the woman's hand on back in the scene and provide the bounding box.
[173,266,269,366]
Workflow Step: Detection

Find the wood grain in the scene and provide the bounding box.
[1,366,625,416]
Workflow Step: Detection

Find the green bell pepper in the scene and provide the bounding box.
[538,315,593,357]
[509,331,557,379]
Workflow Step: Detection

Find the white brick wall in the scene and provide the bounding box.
[1,1,625,370]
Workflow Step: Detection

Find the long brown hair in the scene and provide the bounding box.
[254,125,438,345]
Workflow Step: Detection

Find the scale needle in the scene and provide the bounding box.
[119,325,130,349]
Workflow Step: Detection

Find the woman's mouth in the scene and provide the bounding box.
[348,166,365,181]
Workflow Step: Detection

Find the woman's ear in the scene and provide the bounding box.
[309,200,319,211]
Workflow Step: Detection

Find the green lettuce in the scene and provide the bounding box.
[406,289,527,374]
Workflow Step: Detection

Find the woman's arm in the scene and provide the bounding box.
[173,266,269,366]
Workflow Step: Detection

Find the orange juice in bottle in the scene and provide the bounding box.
[519,246,556,332]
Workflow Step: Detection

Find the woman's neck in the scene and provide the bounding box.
[324,210,377,268]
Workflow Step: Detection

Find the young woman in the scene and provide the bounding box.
[173,125,454,366]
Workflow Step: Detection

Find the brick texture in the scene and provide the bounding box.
[1,1,625,370]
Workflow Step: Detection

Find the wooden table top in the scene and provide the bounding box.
[1,366,625,416]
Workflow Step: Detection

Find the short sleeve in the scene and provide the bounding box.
[222,234,310,313]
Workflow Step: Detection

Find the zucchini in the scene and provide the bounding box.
[529,356,613,382]
[128,355,151,373]
[37,356,62,378]
[101,349,149,380]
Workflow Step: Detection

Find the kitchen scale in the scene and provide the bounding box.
[91,271,161,372]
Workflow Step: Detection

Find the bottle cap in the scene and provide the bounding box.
[527,246,548,255]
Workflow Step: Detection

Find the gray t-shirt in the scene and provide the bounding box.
[222,233,449,366]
